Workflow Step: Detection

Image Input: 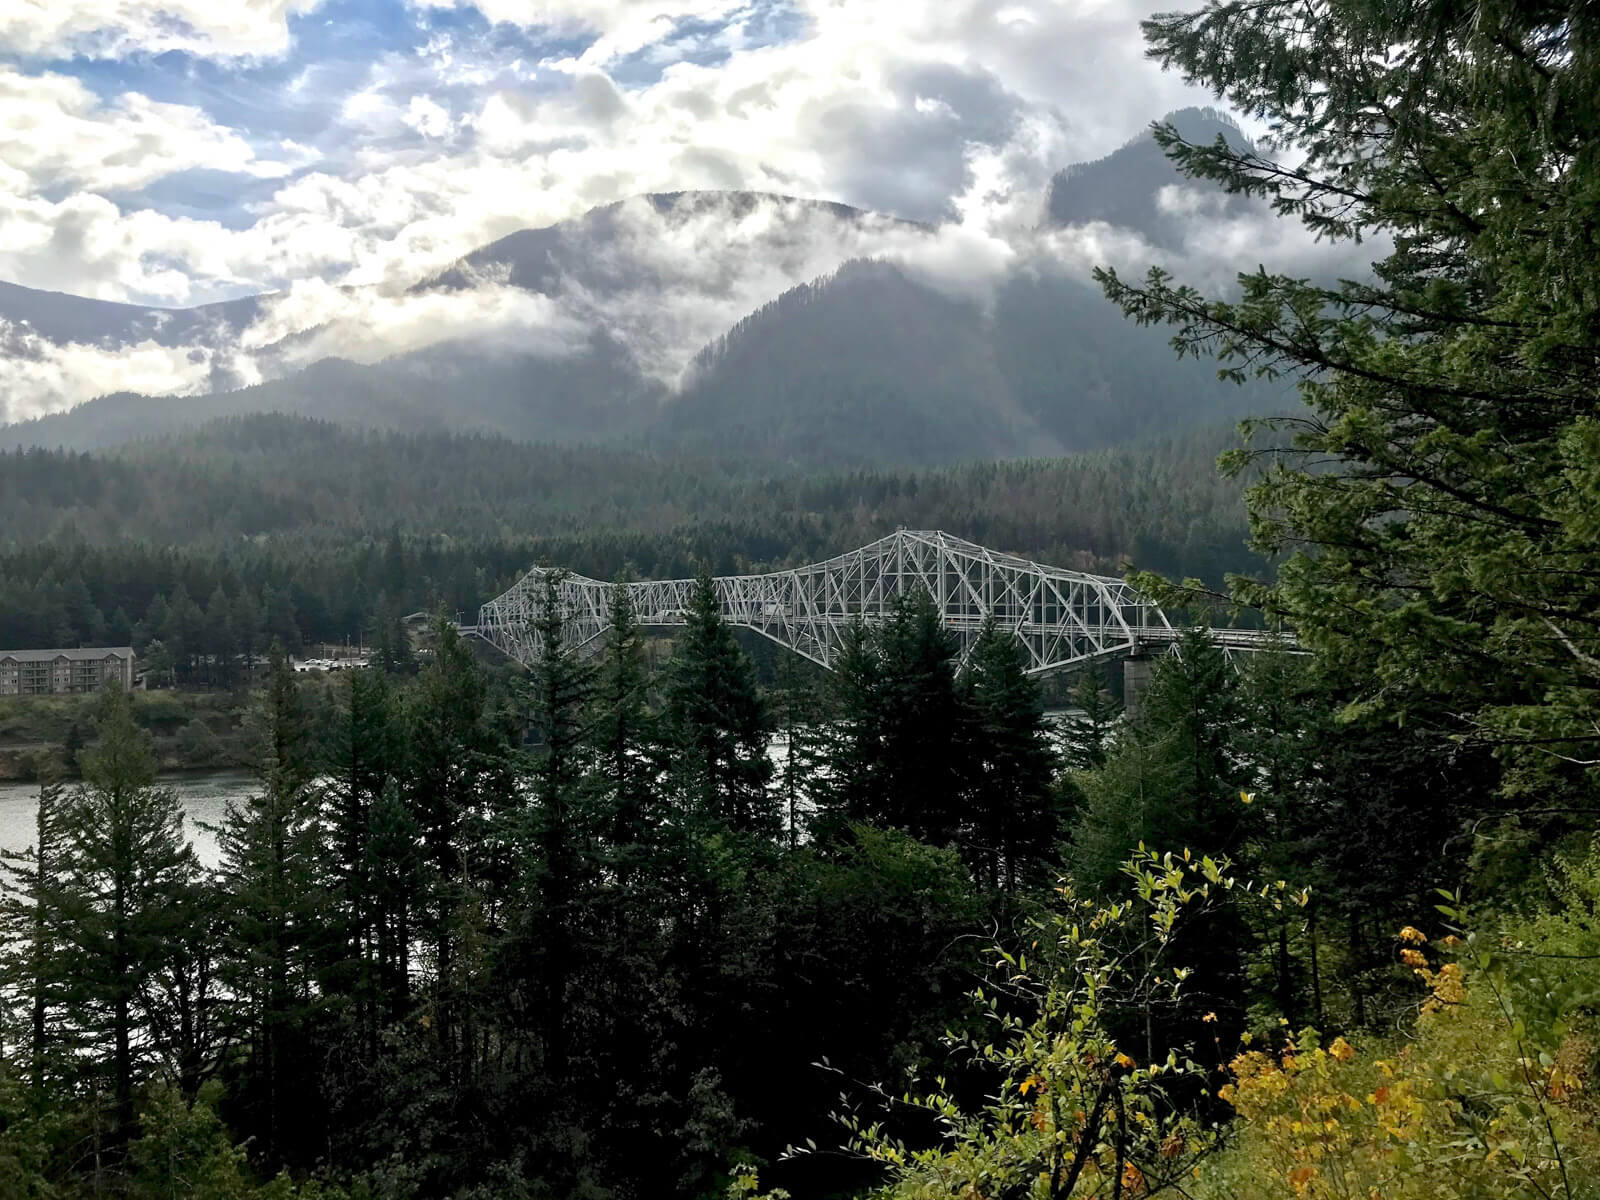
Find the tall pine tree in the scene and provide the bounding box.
[517,570,595,1091]
[592,578,656,872]
[961,618,1059,888]
[214,647,326,1163]
[1099,1,1600,779]
[661,569,775,837]
[0,771,67,1097]
[1060,668,1121,772]
[53,685,197,1151]
[826,588,970,847]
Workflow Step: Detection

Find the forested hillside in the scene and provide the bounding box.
[668,259,1272,465]
[0,414,1255,659]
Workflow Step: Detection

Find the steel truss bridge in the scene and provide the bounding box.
[471,529,1286,676]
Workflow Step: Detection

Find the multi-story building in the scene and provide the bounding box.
[0,647,137,696]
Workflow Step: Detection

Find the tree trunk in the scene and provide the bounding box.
[30,801,50,1095]
[1349,911,1366,1028]
[1276,916,1294,1023]
[1308,901,1323,1028]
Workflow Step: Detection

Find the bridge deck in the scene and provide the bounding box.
[473,529,1291,673]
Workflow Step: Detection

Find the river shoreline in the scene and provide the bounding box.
[0,688,263,782]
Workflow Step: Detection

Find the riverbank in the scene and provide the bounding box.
[0,689,254,781]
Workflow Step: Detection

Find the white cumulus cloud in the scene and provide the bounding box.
[241,272,590,368]
[0,320,220,423]
[0,0,328,59]
[0,68,291,194]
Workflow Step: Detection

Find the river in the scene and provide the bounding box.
[0,711,1082,870]
[0,770,253,869]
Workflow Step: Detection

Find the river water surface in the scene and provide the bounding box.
[0,771,254,869]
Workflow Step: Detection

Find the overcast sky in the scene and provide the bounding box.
[0,0,1224,308]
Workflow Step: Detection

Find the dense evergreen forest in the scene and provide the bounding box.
[7,1,1600,1199]
[0,416,1253,667]
[0,585,1524,1199]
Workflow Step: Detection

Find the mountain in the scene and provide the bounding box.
[0,279,262,348]
[662,258,1272,466]
[5,343,661,451]
[2,116,1292,463]
[5,191,903,449]
[1046,106,1259,247]
[665,260,1052,466]
[431,190,909,295]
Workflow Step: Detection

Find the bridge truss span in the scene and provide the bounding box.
[474,529,1275,676]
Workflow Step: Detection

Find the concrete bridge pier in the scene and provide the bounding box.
[1122,654,1156,722]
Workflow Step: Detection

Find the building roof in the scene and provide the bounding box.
[0,647,135,663]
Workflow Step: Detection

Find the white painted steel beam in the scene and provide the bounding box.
[474,529,1281,673]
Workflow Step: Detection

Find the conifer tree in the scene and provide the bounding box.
[1070,630,1252,1040]
[0,772,67,1097]
[770,650,829,850]
[372,611,415,676]
[1099,1,1600,770]
[817,619,883,843]
[661,568,775,837]
[231,590,266,676]
[1235,645,1326,1023]
[323,667,402,1049]
[1136,627,1244,832]
[53,685,197,1150]
[518,571,595,1090]
[819,592,971,846]
[871,587,969,845]
[403,617,505,1085]
[592,578,654,870]
[204,585,235,686]
[368,777,421,1023]
[1066,633,1248,891]
[214,646,326,1161]
[961,618,1059,888]
[1060,668,1121,771]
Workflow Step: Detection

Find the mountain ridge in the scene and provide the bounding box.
[1,112,1287,465]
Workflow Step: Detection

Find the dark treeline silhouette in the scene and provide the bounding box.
[0,578,1501,1198]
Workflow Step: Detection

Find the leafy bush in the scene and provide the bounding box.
[1198,928,1600,1200]
[739,849,1305,1199]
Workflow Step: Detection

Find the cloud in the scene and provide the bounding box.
[0,319,220,423]
[0,0,1367,420]
[239,271,591,368]
[403,95,455,139]
[0,269,595,421]
[0,170,1376,425]
[0,68,292,194]
[0,0,327,59]
[414,0,754,64]
[0,1,1230,316]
